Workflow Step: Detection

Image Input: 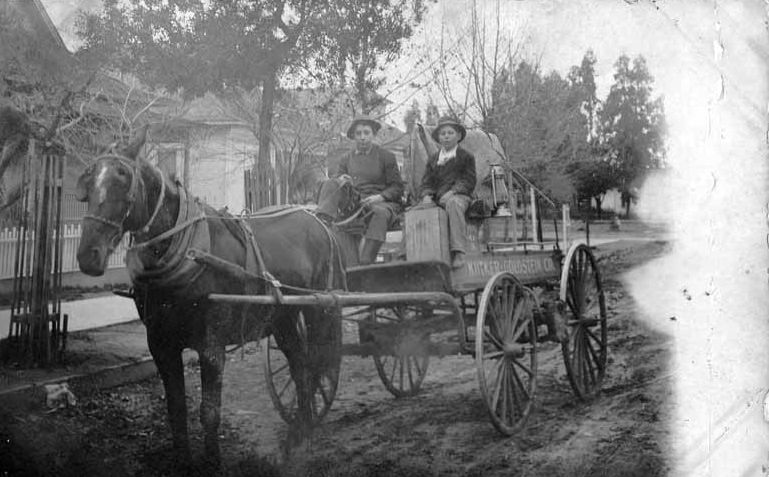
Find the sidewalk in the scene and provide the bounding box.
[0,294,140,337]
[0,295,152,406]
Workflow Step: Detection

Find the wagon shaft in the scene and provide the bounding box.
[208,291,458,308]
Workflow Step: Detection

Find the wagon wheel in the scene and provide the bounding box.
[366,305,430,398]
[263,309,342,425]
[559,243,608,400]
[475,272,538,435]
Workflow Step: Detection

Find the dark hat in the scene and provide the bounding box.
[346,114,382,139]
[431,116,467,143]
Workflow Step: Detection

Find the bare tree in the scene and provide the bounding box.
[429,0,528,127]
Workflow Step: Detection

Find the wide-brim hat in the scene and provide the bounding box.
[431,116,467,143]
[346,114,382,139]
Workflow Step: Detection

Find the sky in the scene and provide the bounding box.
[43,1,769,474]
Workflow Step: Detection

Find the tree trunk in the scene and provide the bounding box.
[594,196,603,220]
[258,71,277,205]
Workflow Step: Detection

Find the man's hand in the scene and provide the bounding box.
[338,174,352,183]
[361,194,385,206]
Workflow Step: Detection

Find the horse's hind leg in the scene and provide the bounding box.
[198,333,225,467]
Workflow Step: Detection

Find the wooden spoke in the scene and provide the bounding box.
[484,327,506,350]
[559,244,608,400]
[264,309,342,426]
[277,374,294,400]
[270,361,289,377]
[512,357,534,377]
[476,272,538,436]
[370,305,431,398]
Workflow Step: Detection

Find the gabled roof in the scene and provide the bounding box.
[7,0,69,53]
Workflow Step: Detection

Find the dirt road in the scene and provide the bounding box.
[0,240,672,477]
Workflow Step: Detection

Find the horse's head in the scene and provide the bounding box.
[316,176,360,223]
[76,129,148,276]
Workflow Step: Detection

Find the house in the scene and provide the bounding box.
[151,93,257,212]
[154,88,405,212]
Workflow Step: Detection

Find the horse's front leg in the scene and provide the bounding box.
[147,330,190,462]
[198,335,226,467]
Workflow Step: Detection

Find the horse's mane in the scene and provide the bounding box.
[132,153,251,250]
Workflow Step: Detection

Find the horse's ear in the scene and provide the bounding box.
[75,168,92,202]
[121,124,148,160]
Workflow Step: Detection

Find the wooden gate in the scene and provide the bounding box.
[244,159,277,212]
[4,140,67,366]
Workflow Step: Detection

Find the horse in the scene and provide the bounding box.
[75,129,346,468]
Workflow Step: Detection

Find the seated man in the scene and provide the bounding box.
[418,116,477,269]
[316,114,404,264]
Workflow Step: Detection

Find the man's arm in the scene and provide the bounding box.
[379,150,404,202]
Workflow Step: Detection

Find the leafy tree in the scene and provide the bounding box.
[599,54,665,216]
[567,49,599,139]
[487,60,584,202]
[79,0,429,194]
[565,155,616,219]
[306,0,431,114]
[78,0,317,176]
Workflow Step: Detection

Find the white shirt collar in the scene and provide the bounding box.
[437,145,458,165]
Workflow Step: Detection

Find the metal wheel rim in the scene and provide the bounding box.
[559,243,608,400]
[370,305,430,398]
[475,272,538,435]
[263,311,341,425]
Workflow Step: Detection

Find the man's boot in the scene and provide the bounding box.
[360,239,384,265]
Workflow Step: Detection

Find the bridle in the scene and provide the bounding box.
[82,154,166,243]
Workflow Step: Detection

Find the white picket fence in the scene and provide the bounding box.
[0,224,128,279]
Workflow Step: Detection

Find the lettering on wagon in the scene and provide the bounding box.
[465,255,557,278]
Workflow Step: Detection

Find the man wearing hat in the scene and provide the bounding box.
[316,114,404,264]
[418,116,477,269]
